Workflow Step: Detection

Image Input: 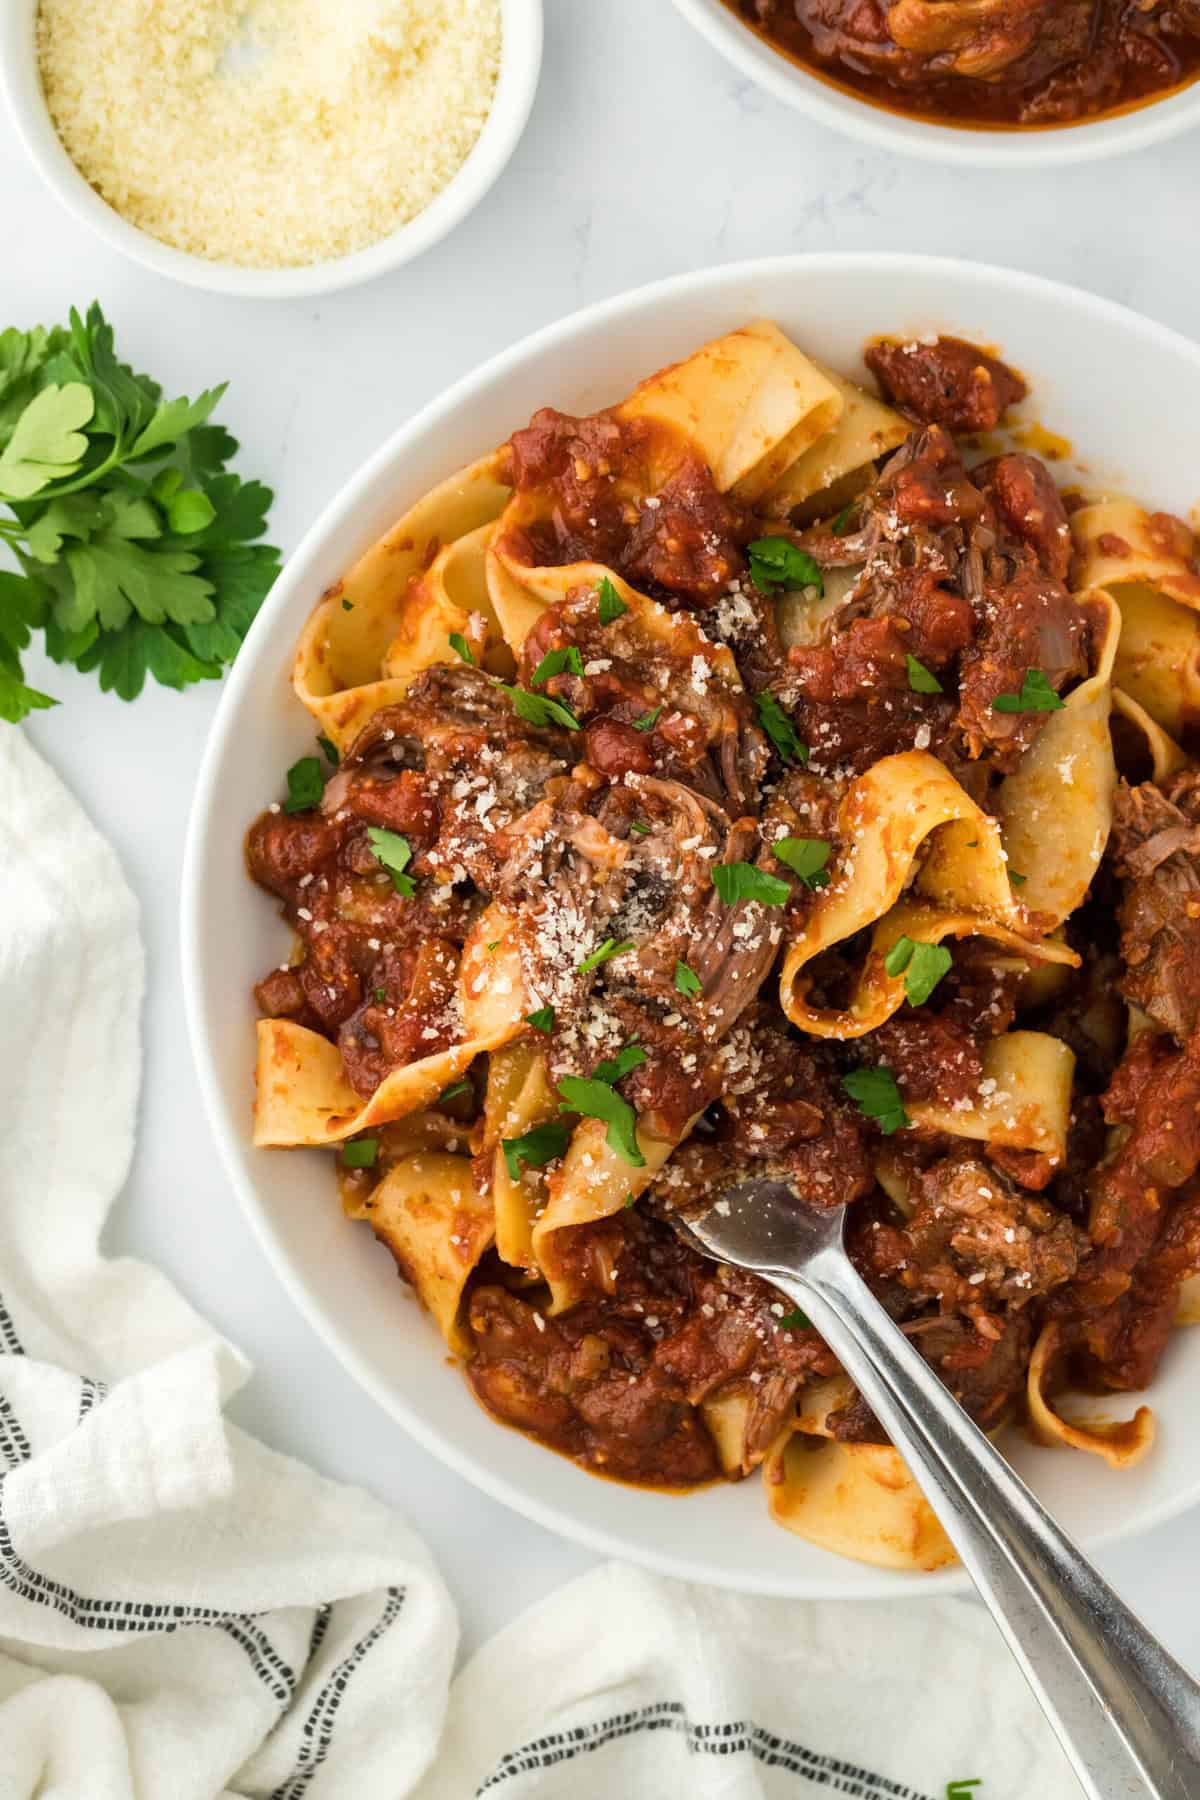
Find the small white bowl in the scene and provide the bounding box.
[672,0,1200,167]
[184,252,1200,1599]
[0,0,542,298]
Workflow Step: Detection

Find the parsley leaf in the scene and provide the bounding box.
[557,1074,645,1167]
[779,1308,812,1331]
[1009,869,1027,887]
[772,836,831,890]
[495,680,581,731]
[592,1041,647,1085]
[597,576,627,624]
[340,1138,379,1170]
[946,1785,983,1799]
[502,1121,570,1180]
[0,304,277,715]
[316,733,339,764]
[632,705,663,732]
[525,1006,556,1034]
[883,936,953,1006]
[830,503,855,534]
[366,827,416,896]
[531,644,583,686]
[906,653,944,694]
[629,820,651,836]
[747,537,824,597]
[577,937,634,975]
[448,631,474,665]
[438,1078,473,1105]
[674,960,702,998]
[284,756,325,814]
[711,863,790,907]
[841,1066,911,1136]
[756,691,808,765]
[991,668,1065,714]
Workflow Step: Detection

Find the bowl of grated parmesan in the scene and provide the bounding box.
[1,0,542,296]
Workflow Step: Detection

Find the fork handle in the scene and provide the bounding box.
[784,1244,1200,1800]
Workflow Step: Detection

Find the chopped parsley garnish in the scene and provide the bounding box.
[830,503,855,534]
[438,1078,473,1105]
[525,1006,556,1034]
[711,863,790,907]
[991,668,1064,714]
[629,820,652,836]
[592,1041,647,1085]
[284,756,325,814]
[841,1066,911,1136]
[577,937,634,975]
[341,598,354,612]
[373,987,386,1003]
[1009,869,1027,887]
[906,654,944,695]
[779,1308,812,1331]
[340,1137,379,1169]
[486,939,500,951]
[756,691,808,765]
[946,1785,983,1799]
[495,680,581,731]
[772,836,831,890]
[597,576,627,624]
[531,644,584,687]
[884,936,953,1006]
[632,705,663,732]
[316,733,339,764]
[448,632,474,665]
[623,1191,637,1208]
[366,827,415,896]
[502,1121,570,1181]
[747,536,824,597]
[557,1075,645,1167]
[674,960,702,998]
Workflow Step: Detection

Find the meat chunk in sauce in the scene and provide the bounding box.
[1110,773,1200,1043]
[865,336,1027,434]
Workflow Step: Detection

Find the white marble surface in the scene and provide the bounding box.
[4,0,1199,1662]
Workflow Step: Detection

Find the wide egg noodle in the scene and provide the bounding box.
[483,1039,557,1272]
[779,750,1078,1040]
[533,1116,699,1313]
[1111,687,1190,784]
[1026,1322,1155,1470]
[907,1030,1076,1160]
[763,1376,957,1571]
[759,366,910,524]
[344,1152,494,1355]
[253,910,529,1147]
[990,591,1120,924]
[293,451,511,750]
[618,318,845,502]
[1071,498,1200,743]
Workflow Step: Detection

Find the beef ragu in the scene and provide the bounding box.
[248,320,1200,1567]
[726,0,1200,129]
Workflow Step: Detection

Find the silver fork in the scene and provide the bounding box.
[672,1180,1200,1800]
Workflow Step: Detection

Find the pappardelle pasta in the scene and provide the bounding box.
[247,321,1200,1569]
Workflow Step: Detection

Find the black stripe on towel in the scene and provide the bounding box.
[269,1586,407,1800]
[0,1499,296,1705]
[477,1702,935,1798]
[0,1291,24,1357]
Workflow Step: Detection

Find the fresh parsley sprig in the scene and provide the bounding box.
[0,303,279,721]
[991,668,1064,714]
[747,537,824,597]
[841,1066,911,1136]
[756,690,808,765]
[884,935,953,1006]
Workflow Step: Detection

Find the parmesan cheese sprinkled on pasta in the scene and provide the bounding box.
[37,0,502,268]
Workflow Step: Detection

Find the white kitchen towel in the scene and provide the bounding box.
[0,723,1079,1800]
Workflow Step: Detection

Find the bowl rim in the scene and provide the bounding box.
[670,0,1200,168]
[0,0,544,299]
[182,252,1200,1596]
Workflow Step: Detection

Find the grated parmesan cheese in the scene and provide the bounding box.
[37,0,502,268]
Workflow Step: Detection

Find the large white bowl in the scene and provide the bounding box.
[0,0,542,299]
[183,255,1200,1598]
[672,0,1200,167]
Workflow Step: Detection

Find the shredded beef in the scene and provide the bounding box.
[1111,775,1200,1042]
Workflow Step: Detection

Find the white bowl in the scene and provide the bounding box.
[0,0,542,298]
[672,0,1200,167]
[183,254,1200,1598]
